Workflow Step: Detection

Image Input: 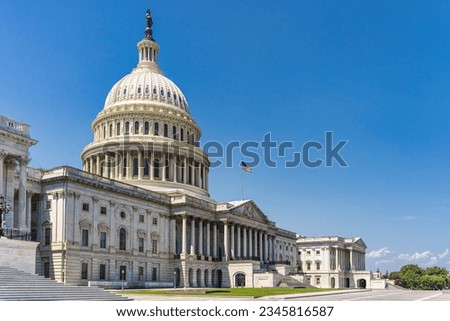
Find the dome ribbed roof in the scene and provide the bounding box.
[103,68,190,114]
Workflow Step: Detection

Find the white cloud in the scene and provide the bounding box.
[398,250,431,261]
[375,259,394,266]
[438,249,449,259]
[425,257,438,266]
[367,247,391,258]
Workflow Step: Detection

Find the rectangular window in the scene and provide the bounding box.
[316,250,320,255]
[306,262,311,270]
[139,214,145,223]
[44,228,52,245]
[152,267,157,281]
[82,229,89,247]
[316,277,321,286]
[100,232,107,249]
[139,266,144,281]
[139,237,144,253]
[306,250,311,255]
[45,200,52,210]
[152,239,158,254]
[99,264,106,280]
[307,277,311,284]
[100,206,107,215]
[316,262,321,270]
[152,217,158,225]
[82,203,89,211]
[81,263,88,280]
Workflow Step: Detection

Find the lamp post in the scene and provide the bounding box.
[121,269,125,291]
[0,195,11,237]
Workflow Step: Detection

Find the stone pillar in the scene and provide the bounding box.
[0,152,6,197]
[213,222,218,258]
[259,231,263,261]
[172,156,177,182]
[181,215,187,255]
[350,250,354,270]
[89,157,93,174]
[162,153,166,182]
[243,227,247,258]
[116,153,120,179]
[264,233,268,261]
[26,192,33,229]
[206,221,211,258]
[223,220,229,261]
[248,229,253,258]
[236,225,241,258]
[190,217,196,255]
[335,248,339,271]
[96,155,101,176]
[18,157,28,230]
[198,219,203,257]
[138,152,143,179]
[230,224,235,259]
[183,158,187,183]
[170,217,176,255]
[150,152,154,180]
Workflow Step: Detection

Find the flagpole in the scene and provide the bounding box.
[240,160,244,200]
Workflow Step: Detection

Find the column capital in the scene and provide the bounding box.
[19,156,31,166]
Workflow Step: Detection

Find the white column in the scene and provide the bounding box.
[350,250,354,270]
[206,221,211,257]
[213,222,218,258]
[335,248,339,271]
[236,225,241,258]
[18,158,28,229]
[171,156,176,182]
[26,192,32,229]
[198,219,203,256]
[181,215,187,255]
[230,224,235,259]
[259,231,263,261]
[127,152,132,179]
[115,153,120,179]
[162,153,166,181]
[150,152,154,180]
[243,228,247,258]
[170,217,176,255]
[183,158,187,183]
[264,233,268,261]
[0,153,5,196]
[248,229,253,258]
[223,220,229,261]
[96,155,101,176]
[138,152,143,179]
[190,217,196,255]
[89,157,93,174]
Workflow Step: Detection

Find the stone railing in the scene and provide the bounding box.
[0,115,30,137]
[0,228,32,241]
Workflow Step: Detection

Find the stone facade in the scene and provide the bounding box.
[297,236,373,289]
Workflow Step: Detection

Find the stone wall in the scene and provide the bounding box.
[0,238,38,274]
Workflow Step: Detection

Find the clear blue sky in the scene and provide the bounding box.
[1,0,450,273]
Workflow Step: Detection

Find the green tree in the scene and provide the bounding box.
[418,275,447,290]
[400,264,422,289]
[423,266,448,277]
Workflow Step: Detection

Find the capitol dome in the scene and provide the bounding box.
[81,9,210,198]
[103,69,190,114]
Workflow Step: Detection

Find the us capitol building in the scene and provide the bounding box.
[0,10,378,289]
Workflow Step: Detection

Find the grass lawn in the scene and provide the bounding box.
[122,287,336,298]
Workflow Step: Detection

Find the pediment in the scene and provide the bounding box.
[229,200,269,223]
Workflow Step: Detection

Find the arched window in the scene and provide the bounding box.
[109,124,113,137]
[160,89,165,96]
[123,157,127,177]
[172,126,177,139]
[137,86,142,94]
[134,121,139,135]
[152,87,157,95]
[144,122,149,135]
[163,124,168,137]
[119,228,126,250]
[125,122,130,135]
[167,91,171,99]
[103,126,106,139]
[117,123,121,136]
[235,273,246,287]
[180,128,184,141]
[133,158,138,176]
[187,131,190,144]
[154,123,159,136]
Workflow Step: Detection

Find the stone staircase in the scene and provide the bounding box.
[278,275,315,288]
[0,266,131,301]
